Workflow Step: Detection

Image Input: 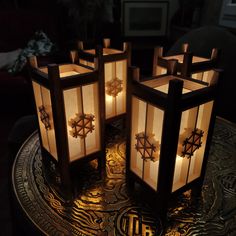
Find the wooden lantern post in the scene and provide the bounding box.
[126,60,221,218]
[76,38,131,123]
[28,49,105,198]
[153,43,219,83]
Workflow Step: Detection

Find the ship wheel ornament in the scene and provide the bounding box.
[182,128,204,158]
[69,113,95,139]
[38,105,51,130]
[106,77,123,97]
[135,132,158,162]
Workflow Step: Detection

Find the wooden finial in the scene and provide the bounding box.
[70,50,78,64]
[123,42,130,52]
[28,56,38,68]
[94,45,103,71]
[211,48,219,60]
[167,59,178,75]
[131,66,140,82]
[154,46,163,58]
[103,38,110,48]
[152,46,163,76]
[182,52,193,76]
[182,43,189,53]
[124,42,132,66]
[78,41,84,50]
[209,69,223,86]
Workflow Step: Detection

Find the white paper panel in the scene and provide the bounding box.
[187,101,213,183]
[192,72,204,81]
[202,70,214,84]
[116,60,127,115]
[32,82,49,153]
[82,83,100,155]
[155,84,190,94]
[143,105,164,191]
[105,62,115,118]
[155,66,167,76]
[41,86,58,160]
[32,82,58,160]
[64,87,84,162]
[172,156,186,192]
[172,107,198,192]
[105,95,114,118]
[79,59,95,69]
[155,84,169,93]
[115,91,124,115]
[130,97,146,178]
[143,158,160,191]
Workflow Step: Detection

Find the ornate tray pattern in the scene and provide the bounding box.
[12,118,236,235]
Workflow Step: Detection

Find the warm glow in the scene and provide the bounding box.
[104,60,127,119]
[128,64,218,217]
[142,76,206,94]
[63,83,100,162]
[68,114,95,139]
[172,155,186,192]
[106,77,123,97]
[192,70,215,84]
[155,84,190,94]
[32,81,58,160]
[172,101,214,192]
[38,64,92,77]
[163,55,209,63]
[154,66,167,76]
[106,94,113,103]
[105,94,115,118]
[60,71,79,77]
[84,48,123,56]
[78,48,127,120]
[130,96,164,191]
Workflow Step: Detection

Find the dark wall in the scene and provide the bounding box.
[201,0,223,26]
[167,26,236,123]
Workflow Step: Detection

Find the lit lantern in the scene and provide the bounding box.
[28,51,105,197]
[126,60,221,218]
[77,38,131,122]
[152,43,219,83]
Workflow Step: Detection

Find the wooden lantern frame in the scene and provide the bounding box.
[126,61,221,218]
[153,43,220,80]
[28,49,105,197]
[76,38,131,123]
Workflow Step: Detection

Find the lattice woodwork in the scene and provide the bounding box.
[182,128,204,158]
[38,105,51,130]
[69,114,95,139]
[135,132,158,162]
[106,77,123,97]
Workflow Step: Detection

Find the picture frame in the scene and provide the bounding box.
[219,0,236,28]
[122,1,169,37]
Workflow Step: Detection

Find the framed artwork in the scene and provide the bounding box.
[122,1,169,37]
[219,0,236,28]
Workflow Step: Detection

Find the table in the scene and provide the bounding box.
[12,117,236,235]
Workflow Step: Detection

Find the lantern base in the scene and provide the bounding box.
[11,117,236,235]
[41,148,103,200]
